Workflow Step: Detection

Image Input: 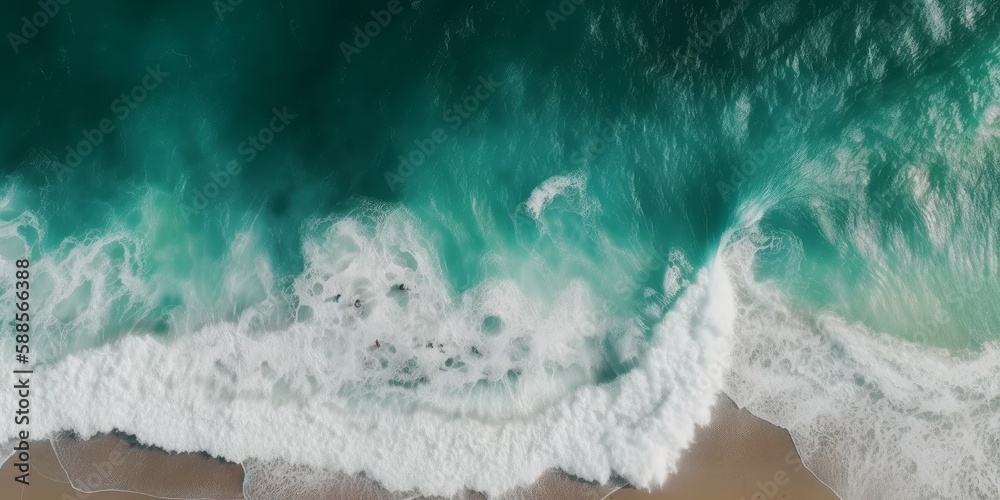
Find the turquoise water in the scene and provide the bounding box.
[1,0,998,498]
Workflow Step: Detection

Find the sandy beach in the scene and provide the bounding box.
[604,396,839,500]
[1,434,244,500]
[1,395,837,500]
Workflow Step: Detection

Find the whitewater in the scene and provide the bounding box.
[0,197,737,497]
[2,0,1000,498]
[2,186,998,498]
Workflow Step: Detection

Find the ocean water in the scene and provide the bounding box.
[0,0,998,498]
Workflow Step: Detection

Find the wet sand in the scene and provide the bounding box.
[1,395,838,500]
[604,395,839,500]
[1,436,243,500]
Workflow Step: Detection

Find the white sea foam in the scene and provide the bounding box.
[0,185,285,360]
[0,186,153,357]
[522,172,590,220]
[0,205,735,498]
[722,226,1000,500]
[5,185,996,499]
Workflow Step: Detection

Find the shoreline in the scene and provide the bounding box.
[603,395,839,500]
[1,394,838,500]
